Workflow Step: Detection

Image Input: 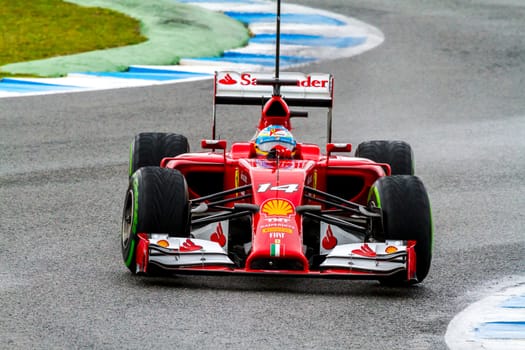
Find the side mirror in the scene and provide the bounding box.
[201,139,227,150]
[202,139,227,160]
[326,143,352,157]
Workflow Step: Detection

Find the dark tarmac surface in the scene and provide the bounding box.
[1,0,524,348]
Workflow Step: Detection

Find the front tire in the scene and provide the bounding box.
[121,166,190,274]
[368,175,433,284]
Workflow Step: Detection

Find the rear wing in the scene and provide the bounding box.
[214,71,333,107]
[212,71,335,141]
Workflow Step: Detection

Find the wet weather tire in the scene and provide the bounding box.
[129,132,189,177]
[121,166,190,274]
[355,140,414,175]
[368,175,433,284]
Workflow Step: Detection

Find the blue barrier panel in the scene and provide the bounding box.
[476,321,525,339]
[79,68,210,81]
[251,33,366,48]
[225,12,346,26]
[191,52,316,67]
[0,79,80,93]
[501,295,525,308]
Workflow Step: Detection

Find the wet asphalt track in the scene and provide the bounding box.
[1,0,524,349]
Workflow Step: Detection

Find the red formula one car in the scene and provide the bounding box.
[120,0,432,285]
[120,69,433,285]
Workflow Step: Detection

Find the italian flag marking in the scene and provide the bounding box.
[270,243,284,257]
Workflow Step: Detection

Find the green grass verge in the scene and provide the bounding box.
[0,0,146,77]
[0,0,250,78]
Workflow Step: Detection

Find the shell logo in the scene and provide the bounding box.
[261,199,294,216]
[385,246,398,254]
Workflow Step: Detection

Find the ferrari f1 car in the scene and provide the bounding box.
[120,1,433,285]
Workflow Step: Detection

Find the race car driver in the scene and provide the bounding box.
[254,125,297,159]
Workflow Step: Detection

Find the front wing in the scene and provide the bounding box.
[134,234,417,281]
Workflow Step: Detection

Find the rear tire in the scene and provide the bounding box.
[368,175,433,284]
[121,166,190,274]
[129,132,189,177]
[355,140,414,175]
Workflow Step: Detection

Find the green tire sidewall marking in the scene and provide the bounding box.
[124,175,140,267]
[128,140,134,177]
[131,175,139,234]
[125,239,136,267]
[367,186,381,208]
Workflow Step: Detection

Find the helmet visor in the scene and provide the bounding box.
[257,141,295,152]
